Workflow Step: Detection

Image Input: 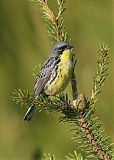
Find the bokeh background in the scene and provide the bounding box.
[0,0,113,159]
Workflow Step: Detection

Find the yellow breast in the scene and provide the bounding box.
[44,49,72,95]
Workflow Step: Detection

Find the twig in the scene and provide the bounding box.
[78,115,110,160]
[32,0,68,42]
[71,57,78,106]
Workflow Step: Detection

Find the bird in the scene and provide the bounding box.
[24,41,73,121]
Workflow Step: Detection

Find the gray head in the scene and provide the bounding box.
[50,41,73,57]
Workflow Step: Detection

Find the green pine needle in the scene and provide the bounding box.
[43,153,59,160]
[66,151,84,160]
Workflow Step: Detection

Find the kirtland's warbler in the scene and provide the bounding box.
[24,41,73,121]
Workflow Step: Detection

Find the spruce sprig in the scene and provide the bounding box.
[90,43,109,105]
[31,0,68,43]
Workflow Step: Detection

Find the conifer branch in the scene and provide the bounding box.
[90,43,109,106]
[12,89,68,112]
[31,0,68,43]
[60,92,113,160]
[77,114,111,160]
[12,81,113,160]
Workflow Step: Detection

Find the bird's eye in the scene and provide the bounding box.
[58,48,62,52]
[58,45,67,54]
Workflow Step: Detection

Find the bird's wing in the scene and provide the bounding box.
[34,75,50,95]
[34,57,56,95]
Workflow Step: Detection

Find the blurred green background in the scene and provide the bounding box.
[0,0,113,159]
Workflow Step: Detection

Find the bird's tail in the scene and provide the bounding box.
[24,105,36,121]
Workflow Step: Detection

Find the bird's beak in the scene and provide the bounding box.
[67,45,73,50]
